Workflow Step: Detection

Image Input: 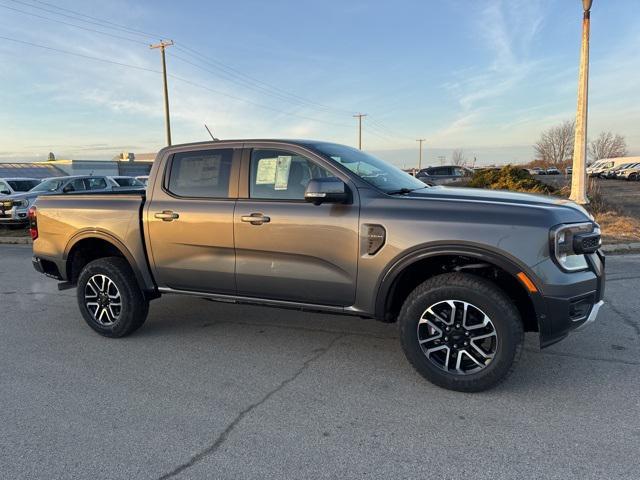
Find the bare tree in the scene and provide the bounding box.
[534,120,575,166]
[589,131,627,161]
[451,149,466,166]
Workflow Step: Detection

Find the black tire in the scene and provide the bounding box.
[77,257,149,337]
[629,173,637,181]
[398,273,523,392]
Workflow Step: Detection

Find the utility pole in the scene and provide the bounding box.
[570,1,593,204]
[353,113,367,150]
[150,40,174,146]
[416,139,426,170]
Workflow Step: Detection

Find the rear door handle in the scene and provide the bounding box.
[154,210,179,221]
[241,213,271,225]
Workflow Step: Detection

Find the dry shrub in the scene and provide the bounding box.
[468,165,556,194]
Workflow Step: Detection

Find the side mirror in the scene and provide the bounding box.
[0,190,10,195]
[304,177,349,206]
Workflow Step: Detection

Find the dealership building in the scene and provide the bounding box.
[0,154,155,180]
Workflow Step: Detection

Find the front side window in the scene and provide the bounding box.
[87,177,108,190]
[66,179,87,192]
[0,181,10,194]
[167,149,233,198]
[310,142,427,194]
[249,149,332,200]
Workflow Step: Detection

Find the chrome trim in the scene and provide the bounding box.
[574,300,604,331]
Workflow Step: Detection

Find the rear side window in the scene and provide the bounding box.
[7,180,40,192]
[167,149,233,198]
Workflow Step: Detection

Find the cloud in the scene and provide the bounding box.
[437,0,547,145]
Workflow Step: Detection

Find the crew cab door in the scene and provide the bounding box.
[145,146,240,293]
[234,144,359,306]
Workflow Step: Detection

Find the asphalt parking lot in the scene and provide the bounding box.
[1,244,639,479]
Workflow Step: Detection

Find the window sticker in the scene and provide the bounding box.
[274,156,292,190]
[178,155,221,187]
[256,158,277,185]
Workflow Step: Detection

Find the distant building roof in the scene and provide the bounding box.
[0,163,68,179]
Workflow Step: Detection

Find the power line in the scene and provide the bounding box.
[3,0,421,143]
[0,34,353,130]
[6,0,159,39]
[174,44,356,116]
[28,0,162,38]
[0,34,161,73]
[0,3,149,46]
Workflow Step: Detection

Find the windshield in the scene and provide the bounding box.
[30,178,65,192]
[7,180,40,192]
[114,177,143,187]
[311,142,427,193]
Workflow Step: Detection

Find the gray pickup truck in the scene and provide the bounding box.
[30,140,605,392]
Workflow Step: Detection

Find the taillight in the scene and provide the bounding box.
[28,206,38,240]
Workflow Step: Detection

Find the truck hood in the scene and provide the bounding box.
[410,186,591,219]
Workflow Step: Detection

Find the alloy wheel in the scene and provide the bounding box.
[84,274,122,326]
[417,300,497,375]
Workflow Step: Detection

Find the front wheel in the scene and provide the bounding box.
[399,273,523,392]
[77,257,149,337]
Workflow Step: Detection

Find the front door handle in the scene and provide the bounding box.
[241,213,271,225]
[154,210,179,221]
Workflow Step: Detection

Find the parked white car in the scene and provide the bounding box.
[0,177,41,196]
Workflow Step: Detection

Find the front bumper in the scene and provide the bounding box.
[575,300,604,331]
[0,205,29,224]
[536,250,605,348]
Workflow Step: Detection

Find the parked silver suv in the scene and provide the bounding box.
[1,175,115,224]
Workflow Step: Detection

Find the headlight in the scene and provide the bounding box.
[550,222,601,272]
[15,199,30,208]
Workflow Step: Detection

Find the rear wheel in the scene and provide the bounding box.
[629,173,638,181]
[398,273,523,392]
[77,257,149,337]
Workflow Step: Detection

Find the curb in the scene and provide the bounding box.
[0,237,32,245]
[601,242,640,254]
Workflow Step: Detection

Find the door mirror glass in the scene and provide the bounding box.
[0,190,10,195]
[304,177,348,205]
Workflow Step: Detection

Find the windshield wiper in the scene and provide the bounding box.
[386,187,428,195]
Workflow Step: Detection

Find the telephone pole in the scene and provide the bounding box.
[416,139,426,170]
[570,1,593,204]
[150,40,174,146]
[353,113,367,150]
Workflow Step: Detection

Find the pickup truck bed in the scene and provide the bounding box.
[33,190,155,293]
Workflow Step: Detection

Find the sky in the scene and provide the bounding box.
[0,0,639,167]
